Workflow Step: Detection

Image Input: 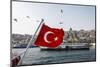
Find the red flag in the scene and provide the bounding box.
[34,23,64,48]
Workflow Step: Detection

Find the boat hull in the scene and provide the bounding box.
[40,46,89,51]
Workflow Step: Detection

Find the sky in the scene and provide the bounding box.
[12,1,95,35]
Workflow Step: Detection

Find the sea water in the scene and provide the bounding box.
[12,46,96,66]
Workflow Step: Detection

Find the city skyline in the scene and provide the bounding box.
[12,1,96,35]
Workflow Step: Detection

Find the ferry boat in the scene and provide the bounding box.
[40,43,91,51]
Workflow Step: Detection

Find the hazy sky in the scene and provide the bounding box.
[12,1,95,35]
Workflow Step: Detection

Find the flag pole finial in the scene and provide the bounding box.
[41,18,44,22]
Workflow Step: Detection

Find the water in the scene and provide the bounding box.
[12,47,96,65]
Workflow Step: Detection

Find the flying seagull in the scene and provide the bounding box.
[61,9,63,13]
[14,18,18,22]
[59,22,63,24]
[26,16,30,18]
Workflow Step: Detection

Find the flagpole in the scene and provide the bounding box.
[17,19,44,66]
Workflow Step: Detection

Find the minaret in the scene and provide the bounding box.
[59,9,63,27]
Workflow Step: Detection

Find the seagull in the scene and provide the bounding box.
[61,9,63,13]
[14,18,18,22]
[26,16,30,18]
[36,20,40,22]
[59,22,63,24]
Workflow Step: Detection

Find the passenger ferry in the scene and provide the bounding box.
[40,43,92,51]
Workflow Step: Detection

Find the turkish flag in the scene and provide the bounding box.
[34,23,64,48]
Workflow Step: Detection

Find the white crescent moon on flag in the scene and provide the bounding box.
[44,31,54,43]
